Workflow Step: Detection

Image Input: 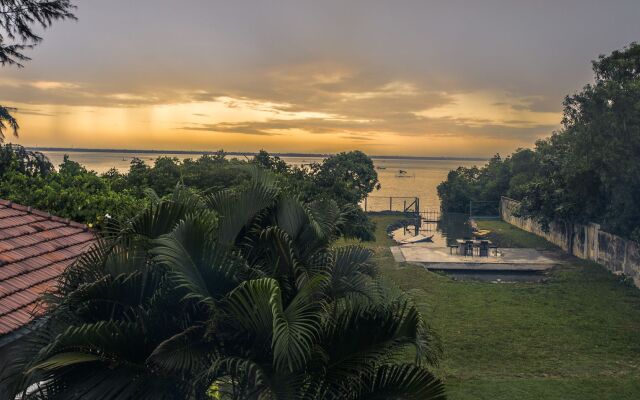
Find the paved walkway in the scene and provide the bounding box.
[390,244,559,271]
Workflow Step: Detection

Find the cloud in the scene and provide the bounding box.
[1,61,562,148]
[181,122,285,136]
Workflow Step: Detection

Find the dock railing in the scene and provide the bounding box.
[362,196,420,213]
[362,196,443,236]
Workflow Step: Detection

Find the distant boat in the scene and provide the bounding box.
[395,169,414,178]
[376,166,387,170]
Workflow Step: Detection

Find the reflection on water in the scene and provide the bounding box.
[391,213,473,247]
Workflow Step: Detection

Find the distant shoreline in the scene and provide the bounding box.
[25,147,488,162]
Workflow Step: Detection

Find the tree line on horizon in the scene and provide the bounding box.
[438,43,640,243]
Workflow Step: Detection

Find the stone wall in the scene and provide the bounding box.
[501,197,640,288]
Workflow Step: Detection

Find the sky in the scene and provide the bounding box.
[2,0,640,157]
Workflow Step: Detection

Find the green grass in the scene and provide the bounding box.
[361,215,640,400]
[476,219,557,250]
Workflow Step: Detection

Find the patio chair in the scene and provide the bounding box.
[479,241,490,257]
[464,241,474,257]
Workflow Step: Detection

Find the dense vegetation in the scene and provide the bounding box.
[5,172,444,399]
[0,145,379,240]
[438,43,640,242]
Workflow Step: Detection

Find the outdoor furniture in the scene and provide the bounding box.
[478,240,490,257]
[453,239,496,257]
[464,240,474,257]
[455,239,467,256]
[489,243,499,256]
[448,243,459,254]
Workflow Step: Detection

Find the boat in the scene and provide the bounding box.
[395,169,414,178]
[473,229,492,237]
[399,234,434,244]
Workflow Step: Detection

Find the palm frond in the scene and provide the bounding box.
[209,167,279,244]
[353,364,446,400]
[146,325,209,375]
[152,217,245,305]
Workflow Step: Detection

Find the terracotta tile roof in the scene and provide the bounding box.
[0,199,96,338]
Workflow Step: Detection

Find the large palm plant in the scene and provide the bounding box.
[8,170,445,399]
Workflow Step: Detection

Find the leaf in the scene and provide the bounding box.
[27,352,102,373]
[354,364,446,400]
[146,325,208,374]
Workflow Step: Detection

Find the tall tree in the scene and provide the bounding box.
[0,0,76,140]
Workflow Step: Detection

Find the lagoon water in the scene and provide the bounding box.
[41,150,483,211]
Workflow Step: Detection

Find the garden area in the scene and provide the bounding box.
[365,215,640,400]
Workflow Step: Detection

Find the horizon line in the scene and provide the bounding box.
[24,146,489,162]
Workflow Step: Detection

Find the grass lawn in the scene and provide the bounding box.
[362,215,640,400]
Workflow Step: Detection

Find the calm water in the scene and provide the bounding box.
[42,151,482,211]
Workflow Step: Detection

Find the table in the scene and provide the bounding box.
[453,239,495,257]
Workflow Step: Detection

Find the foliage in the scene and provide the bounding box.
[6,173,444,400]
[438,43,640,242]
[0,105,18,142]
[0,147,143,226]
[0,0,76,67]
[0,145,379,240]
[437,152,529,216]
[253,150,380,240]
[101,154,252,199]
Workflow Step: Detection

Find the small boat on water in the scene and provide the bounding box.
[395,169,415,178]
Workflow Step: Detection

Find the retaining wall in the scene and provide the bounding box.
[501,197,640,288]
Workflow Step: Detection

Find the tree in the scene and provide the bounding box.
[147,156,182,196]
[437,42,640,243]
[0,0,76,140]
[517,43,640,241]
[252,149,290,174]
[0,105,18,141]
[0,0,76,66]
[312,151,380,205]
[8,171,445,399]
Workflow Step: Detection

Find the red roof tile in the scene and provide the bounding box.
[0,200,96,337]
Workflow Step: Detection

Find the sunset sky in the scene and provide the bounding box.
[2,0,640,157]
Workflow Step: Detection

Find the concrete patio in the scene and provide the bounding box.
[390,243,559,271]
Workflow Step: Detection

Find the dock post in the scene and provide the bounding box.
[415,197,421,235]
